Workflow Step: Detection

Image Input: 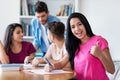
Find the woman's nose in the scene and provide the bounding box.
[75,26,79,31]
[21,32,24,36]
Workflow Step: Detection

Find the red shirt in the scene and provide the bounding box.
[7,41,36,63]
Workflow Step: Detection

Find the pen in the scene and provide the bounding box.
[45,58,52,66]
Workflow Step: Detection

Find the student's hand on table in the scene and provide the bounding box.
[44,64,54,72]
[31,57,43,67]
[24,56,34,64]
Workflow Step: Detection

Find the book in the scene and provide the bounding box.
[0,63,46,71]
[0,64,23,71]
[21,0,29,15]
[23,64,46,68]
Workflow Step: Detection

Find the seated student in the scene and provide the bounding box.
[32,21,70,70]
[0,23,36,64]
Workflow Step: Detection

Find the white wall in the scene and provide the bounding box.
[80,0,120,61]
[0,0,119,61]
[0,0,19,42]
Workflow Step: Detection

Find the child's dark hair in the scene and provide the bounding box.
[47,21,65,41]
[35,1,48,13]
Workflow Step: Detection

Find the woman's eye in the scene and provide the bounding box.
[16,32,20,34]
[77,23,82,26]
[71,26,75,29]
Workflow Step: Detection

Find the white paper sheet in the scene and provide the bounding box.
[24,69,72,74]
[23,64,46,68]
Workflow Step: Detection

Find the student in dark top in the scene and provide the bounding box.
[0,23,36,63]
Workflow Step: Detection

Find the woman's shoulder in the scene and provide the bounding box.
[91,35,107,41]
[91,35,108,48]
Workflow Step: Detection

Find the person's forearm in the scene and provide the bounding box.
[0,49,9,64]
[47,59,68,69]
[47,58,59,63]
[0,55,9,64]
[99,51,115,74]
[44,58,61,69]
[0,41,9,63]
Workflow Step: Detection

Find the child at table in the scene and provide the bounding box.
[32,21,70,70]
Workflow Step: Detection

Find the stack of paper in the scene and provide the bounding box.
[0,63,46,71]
[23,64,46,68]
[0,64,23,71]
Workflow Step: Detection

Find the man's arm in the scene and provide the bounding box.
[30,19,40,50]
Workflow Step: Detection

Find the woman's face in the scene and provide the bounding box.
[70,18,88,41]
[12,26,23,42]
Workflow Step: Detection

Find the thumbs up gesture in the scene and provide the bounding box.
[90,42,102,59]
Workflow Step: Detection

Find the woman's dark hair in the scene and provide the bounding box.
[35,1,48,13]
[3,23,23,53]
[47,21,65,41]
[65,12,94,70]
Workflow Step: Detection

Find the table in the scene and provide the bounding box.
[0,67,74,80]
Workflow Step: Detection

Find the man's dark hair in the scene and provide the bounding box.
[35,1,48,13]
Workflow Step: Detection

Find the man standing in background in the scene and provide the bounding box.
[30,1,60,57]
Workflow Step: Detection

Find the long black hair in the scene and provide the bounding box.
[65,12,95,70]
[3,23,23,53]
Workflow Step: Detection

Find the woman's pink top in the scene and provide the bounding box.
[74,36,109,80]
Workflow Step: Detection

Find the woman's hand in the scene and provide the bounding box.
[90,42,102,59]
[90,41,115,74]
[24,56,34,64]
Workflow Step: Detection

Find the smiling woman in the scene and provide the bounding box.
[0,23,36,64]
[65,12,115,80]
